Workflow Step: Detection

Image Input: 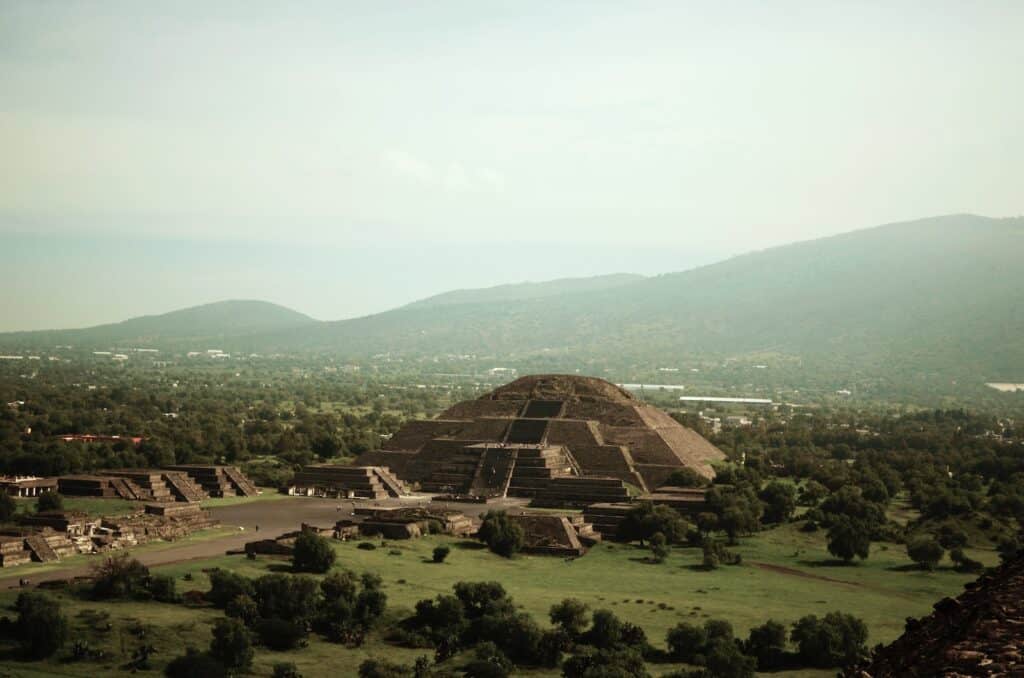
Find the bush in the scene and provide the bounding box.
[36,491,63,512]
[949,547,984,573]
[0,492,16,522]
[148,573,178,603]
[650,532,669,563]
[826,516,871,563]
[791,612,868,668]
[432,545,450,563]
[358,658,413,677]
[207,569,255,608]
[667,621,708,663]
[562,646,649,678]
[292,531,337,573]
[164,648,227,678]
[16,592,68,659]
[91,552,151,599]
[906,535,944,570]
[705,637,757,678]
[550,598,590,636]
[744,620,787,670]
[273,663,303,678]
[663,468,710,488]
[225,593,259,625]
[253,573,320,625]
[209,617,254,671]
[255,617,307,651]
[619,502,689,545]
[477,511,525,558]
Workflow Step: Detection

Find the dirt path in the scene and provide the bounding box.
[749,561,917,600]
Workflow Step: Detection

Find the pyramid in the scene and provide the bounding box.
[356,374,725,497]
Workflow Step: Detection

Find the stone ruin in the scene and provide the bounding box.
[289,465,410,499]
[0,503,219,568]
[356,374,724,505]
[846,551,1024,677]
[56,465,258,502]
[357,506,479,540]
[505,513,600,557]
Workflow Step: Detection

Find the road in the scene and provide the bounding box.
[0,494,527,590]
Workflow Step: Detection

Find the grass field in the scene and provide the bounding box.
[15,497,143,518]
[0,520,995,677]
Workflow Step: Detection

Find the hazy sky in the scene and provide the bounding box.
[2,1,1022,330]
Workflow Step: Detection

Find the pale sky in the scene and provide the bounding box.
[2,1,1022,330]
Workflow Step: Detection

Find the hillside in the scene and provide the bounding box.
[2,215,1021,397]
[0,300,315,348]
[405,273,645,309]
[273,214,1023,383]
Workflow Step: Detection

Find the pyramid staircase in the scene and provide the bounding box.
[223,466,259,496]
[162,471,209,502]
[373,466,411,497]
[24,534,59,562]
[505,447,577,498]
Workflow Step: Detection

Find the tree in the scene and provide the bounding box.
[254,617,306,651]
[550,598,589,636]
[207,569,255,608]
[292,531,336,573]
[826,516,871,563]
[759,481,796,524]
[906,535,944,571]
[432,545,450,563]
[91,552,151,599]
[226,594,259,625]
[619,502,689,545]
[16,592,68,659]
[798,480,828,506]
[164,648,227,678]
[586,609,625,649]
[666,622,708,663]
[744,620,787,670]
[209,618,253,672]
[650,531,669,563]
[273,663,303,678]
[663,468,710,488]
[705,637,757,678]
[790,612,868,668]
[36,490,63,512]
[0,492,17,522]
[477,511,525,558]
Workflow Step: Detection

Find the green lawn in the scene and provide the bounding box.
[15,497,143,518]
[0,522,994,677]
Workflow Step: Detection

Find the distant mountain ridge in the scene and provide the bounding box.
[0,300,314,346]
[405,273,645,309]
[1,215,1021,391]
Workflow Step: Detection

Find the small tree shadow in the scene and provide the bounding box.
[798,558,858,568]
[453,540,485,550]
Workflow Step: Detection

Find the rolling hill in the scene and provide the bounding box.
[270,214,1023,382]
[0,300,315,348]
[2,215,1021,392]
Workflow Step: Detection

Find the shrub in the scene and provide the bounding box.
[255,617,307,651]
[322,569,359,602]
[207,569,255,608]
[744,619,787,670]
[225,593,259,625]
[292,531,336,573]
[16,592,68,659]
[432,545,450,563]
[826,516,871,563]
[562,646,648,678]
[705,637,757,678]
[759,481,797,524]
[253,573,320,625]
[36,491,63,512]
[791,612,868,668]
[550,598,590,636]
[949,547,984,573]
[358,657,413,677]
[209,617,254,671]
[586,609,624,649]
[148,573,178,603]
[477,511,525,558]
[0,492,16,522]
[667,622,708,662]
[650,532,669,563]
[906,535,944,571]
[619,502,689,544]
[91,552,151,599]
[663,468,710,488]
[164,648,227,678]
[273,663,303,678]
